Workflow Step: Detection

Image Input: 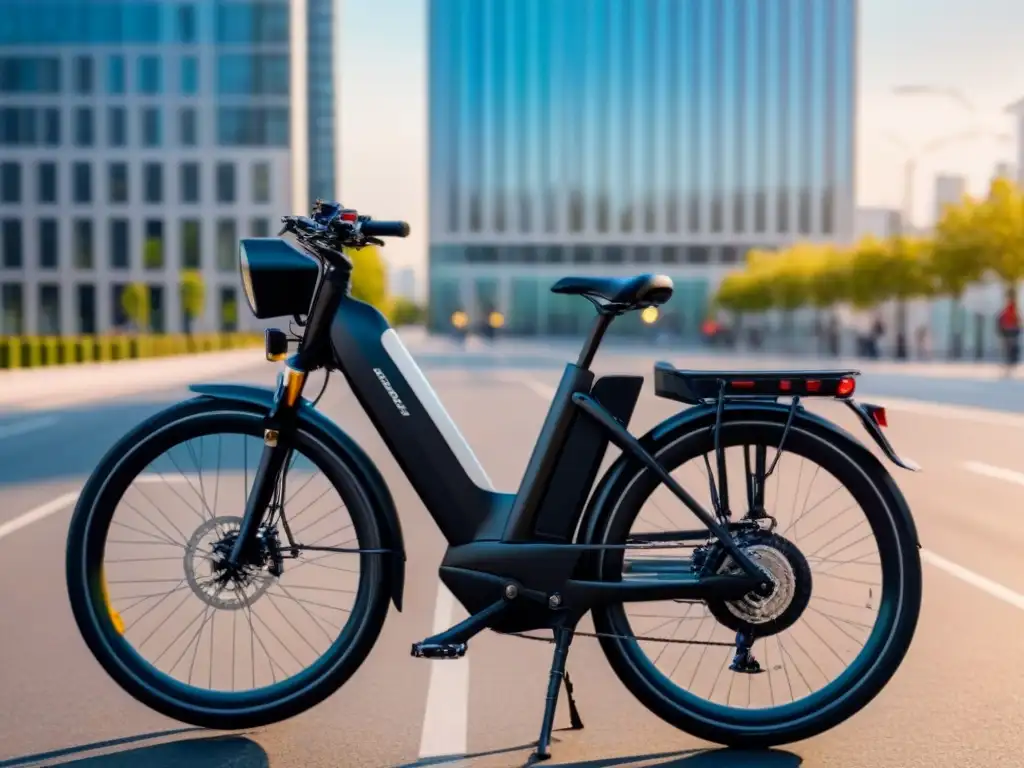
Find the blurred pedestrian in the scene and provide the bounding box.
[997,287,1021,376]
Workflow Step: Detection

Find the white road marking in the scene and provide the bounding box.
[0,415,60,439]
[0,492,78,542]
[418,584,470,760]
[509,375,1024,616]
[921,549,1024,612]
[963,460,1024,486]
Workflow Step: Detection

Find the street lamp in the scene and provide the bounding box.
[886,84,1011,359]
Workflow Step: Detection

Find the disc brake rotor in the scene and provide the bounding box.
[184,515,274,610]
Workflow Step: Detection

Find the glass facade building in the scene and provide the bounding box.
[0,0,338,335]
[427,0,857,337]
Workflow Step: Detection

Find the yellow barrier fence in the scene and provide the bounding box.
[0,333,263,370]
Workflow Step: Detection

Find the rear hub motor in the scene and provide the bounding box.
[702,531,813,638]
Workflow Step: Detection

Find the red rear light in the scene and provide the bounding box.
[872,407,888,428]
[779,380,792,392]
[836,377,856,397]
[731,380,755,389]
[806,380,821,393]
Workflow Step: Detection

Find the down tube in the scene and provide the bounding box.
[329,296,496,544]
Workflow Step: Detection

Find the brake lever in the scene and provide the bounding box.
[365,236,385,247]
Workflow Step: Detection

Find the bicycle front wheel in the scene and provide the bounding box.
[590,415,922,747]
[66,398,392,730]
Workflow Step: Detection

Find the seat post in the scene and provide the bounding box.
[576,312,614,370]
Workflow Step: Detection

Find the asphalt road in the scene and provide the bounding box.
[1,338,1024,767]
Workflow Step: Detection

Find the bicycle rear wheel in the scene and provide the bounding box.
[589,415,922,747]
[66,399,392,729]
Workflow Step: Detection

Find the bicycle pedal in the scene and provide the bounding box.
[411,641,467,659]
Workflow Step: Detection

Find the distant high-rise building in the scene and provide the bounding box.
[428,0,858,336]
[0,0,337,335]
[1005,97,1024,187]
[855,207,903,240]
[391,266,417,301]
[934,174,966,225]
[992,161,1016,186]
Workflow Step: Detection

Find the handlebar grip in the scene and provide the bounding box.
[362,220,410,238]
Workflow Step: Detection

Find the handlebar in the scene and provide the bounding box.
[277,202,410,268]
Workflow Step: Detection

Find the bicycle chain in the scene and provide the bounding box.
[507,629,737,648]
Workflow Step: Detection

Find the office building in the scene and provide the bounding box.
[854,207,902,240]
[0,0,337,336]
[390,265,417,301]
[934,174,966,225]
[427,0,857,337]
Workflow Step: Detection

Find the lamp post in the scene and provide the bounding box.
[886,85,1012,359]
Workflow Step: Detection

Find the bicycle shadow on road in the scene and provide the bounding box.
[399,745,801,768]
[0,731,268,768]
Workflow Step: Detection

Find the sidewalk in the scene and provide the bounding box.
[421,333,1023,383]
[0,348,269,410]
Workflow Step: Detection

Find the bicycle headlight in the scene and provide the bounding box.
[239,243,258,315]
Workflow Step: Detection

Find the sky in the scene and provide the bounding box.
[339,0,1024,283]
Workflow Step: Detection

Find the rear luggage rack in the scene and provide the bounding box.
[653,362,860,405]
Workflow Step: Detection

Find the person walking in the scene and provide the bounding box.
[997,287,1021,377]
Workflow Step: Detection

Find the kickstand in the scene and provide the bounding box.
[563,671,584,731]
[533,627,575,762]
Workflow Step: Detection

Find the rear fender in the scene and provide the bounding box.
[189,383,407,611]
[577,400,920,552]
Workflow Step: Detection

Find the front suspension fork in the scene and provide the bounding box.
[227,362,308,567]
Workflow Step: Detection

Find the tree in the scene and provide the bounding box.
[930,197,985,358]
[121,283,150,332]
[976,176,1024,288]
[755,249,811,346]
[180,270,205,345]
[221,298,238,332]
[887,235,935,359]
[390,296,425,326]
[347,245,388,310]
[847,235,892,309]
[806,245,851,355]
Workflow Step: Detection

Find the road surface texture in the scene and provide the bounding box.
[1,335,1023,768]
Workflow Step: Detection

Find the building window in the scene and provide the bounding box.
[180,163,200,203]
[72,162,91,204]
[252,162,270,203]
[74,107,93,146]
[216,2,289,43]
[137,55,162,94]
[141,107,161,147]
[110,219,130,269]
[42,108,60,145]
[111,284,128,328]
[216,106,289,146]
[217,54,289,95]
[216,219,236,271]
[0,107,37,146]
[73,55,93,94]
[181,219,201,269]
[1,162,21,202]
[179,107,197,146]
[177,4,198,43]
[143,163,163,204]
[38,219,58,269]
[216,163,235,203]
[1,283,23,334]
[106,55,125,94]
[250,218,270,237]
[1,220,22,268]
[38,285,60,335]
[180,56,199,95]
[219,287,238,331]
[37,162,57,203]
[0,56,61,93]
[72,219,93,269]
[108,106,127,146]
[77,284,96,334]
[143,219,164,269]
[108,162,128,203]
[149,285,165,332]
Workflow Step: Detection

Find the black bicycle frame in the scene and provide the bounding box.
[230,260,769,634]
